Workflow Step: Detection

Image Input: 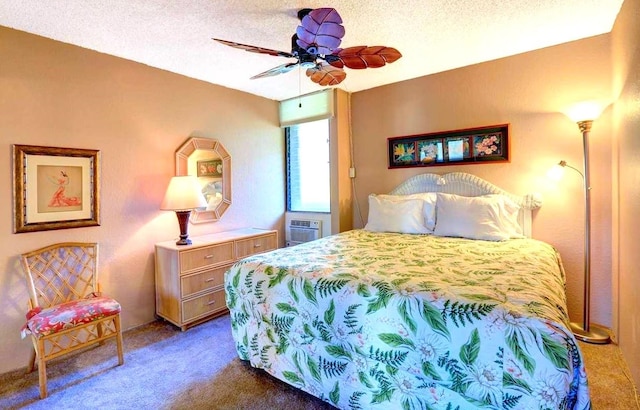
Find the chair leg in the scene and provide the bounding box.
[114,314,124,366]
[26,345,36,373]
[97,319,105,346]
[36,341,48,399]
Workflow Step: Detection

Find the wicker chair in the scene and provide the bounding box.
[20,242,124,398]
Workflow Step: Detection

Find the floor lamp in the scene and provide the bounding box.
[552,110,610,344]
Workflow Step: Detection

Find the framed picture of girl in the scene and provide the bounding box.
[12,145,100,233]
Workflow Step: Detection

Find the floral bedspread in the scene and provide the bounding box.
[225,230,590,410]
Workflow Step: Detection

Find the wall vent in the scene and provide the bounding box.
[286,219,321,247]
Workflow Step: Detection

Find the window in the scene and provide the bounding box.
[286,119,330,212]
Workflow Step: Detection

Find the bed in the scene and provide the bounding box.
[224,172,590,410]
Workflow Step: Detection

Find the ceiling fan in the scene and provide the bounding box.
[213,7,402,86]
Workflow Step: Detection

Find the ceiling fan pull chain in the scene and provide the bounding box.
[298,67,302,108]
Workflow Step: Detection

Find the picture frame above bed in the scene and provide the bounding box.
[388,124,509,169]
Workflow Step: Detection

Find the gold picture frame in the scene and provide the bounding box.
[13,145,101,233]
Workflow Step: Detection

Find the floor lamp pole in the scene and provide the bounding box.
[569,120,610,344]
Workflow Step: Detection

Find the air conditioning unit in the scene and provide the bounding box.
[286,219,321,247]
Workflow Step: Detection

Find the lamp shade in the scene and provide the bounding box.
[565,101,604,123]
[546,163,566,182]
[160,176,207,211]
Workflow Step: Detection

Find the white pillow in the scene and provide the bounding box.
[433,193,523,241]
[489,194,523,237]
[375,192,437,231]
[365,195,431,234]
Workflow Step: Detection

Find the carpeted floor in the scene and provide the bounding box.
[0,314,638,409]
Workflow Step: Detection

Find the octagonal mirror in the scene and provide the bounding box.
[176,137,231,223]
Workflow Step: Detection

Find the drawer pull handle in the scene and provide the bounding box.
[254,244,262,248]
[204,255,214,259]
[204,278,215,283]
[207,300,216,305]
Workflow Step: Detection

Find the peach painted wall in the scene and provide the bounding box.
[612,0,640,387]
[0,27,284,374]
[351,35,614,330]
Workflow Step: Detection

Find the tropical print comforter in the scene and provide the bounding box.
[225,230,590,410]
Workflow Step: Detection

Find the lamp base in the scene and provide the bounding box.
[174,210,193,246]
[570,322,611,344]
[176,237,192,246]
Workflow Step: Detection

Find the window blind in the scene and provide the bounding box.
[279,90,334,127]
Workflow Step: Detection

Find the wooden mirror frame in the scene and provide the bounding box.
[176,137,231,223]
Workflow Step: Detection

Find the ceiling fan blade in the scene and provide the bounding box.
[306,65,346,86]
[250,62,299,79]
[296,8,345,55]
[213,38,295,58]
[330,46,403,69]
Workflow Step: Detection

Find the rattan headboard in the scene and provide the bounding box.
[388,172,542,237]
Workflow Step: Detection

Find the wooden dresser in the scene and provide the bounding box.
[154,228,278,330]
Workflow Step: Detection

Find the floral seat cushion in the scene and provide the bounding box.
[21,295,121,339]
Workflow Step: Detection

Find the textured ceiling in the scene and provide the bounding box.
[0,0,624,101]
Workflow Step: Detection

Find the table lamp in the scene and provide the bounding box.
[160,176,207,245]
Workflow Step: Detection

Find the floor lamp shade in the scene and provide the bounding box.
[161,176,207,245]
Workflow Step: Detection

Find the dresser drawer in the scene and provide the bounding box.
[180,242,234,273]
[180,265,228,298]
[236,233,278,259]
[182,289,227,323]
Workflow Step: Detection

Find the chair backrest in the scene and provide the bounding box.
[21,243,99,309]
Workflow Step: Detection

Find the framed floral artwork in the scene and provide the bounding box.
[196,158,223,177]
[387,124,509,169]
[13,145,101,233]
